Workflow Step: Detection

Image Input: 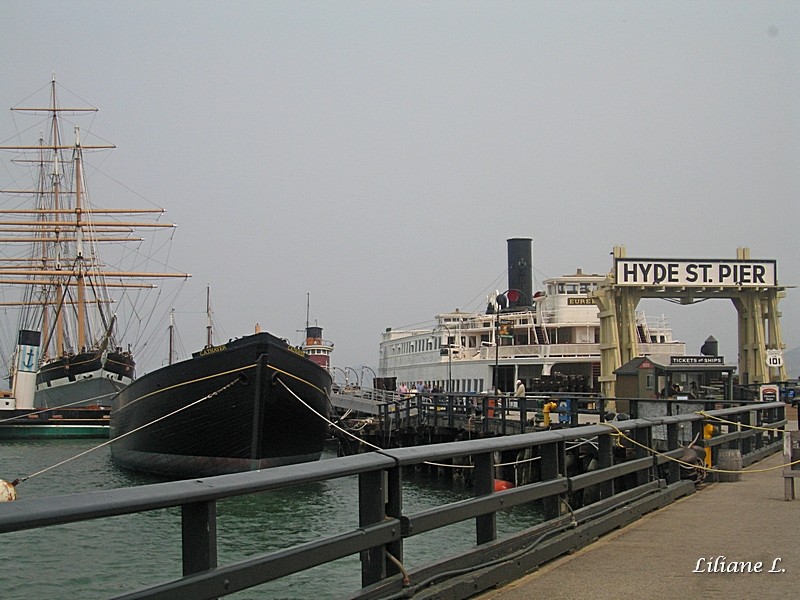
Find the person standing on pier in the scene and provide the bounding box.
[515,379,526,397]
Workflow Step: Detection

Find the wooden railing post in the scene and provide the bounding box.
[182,500,217,575]
[741,410,753,456]
[359,470,386,587]
[633,426,651,486]
[473,452,496,544]
[385,465,404,578]
[598,431,614,498]
[540,442,561,520]
[666,422,680,484]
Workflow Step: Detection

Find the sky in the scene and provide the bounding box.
[0,1,798,381]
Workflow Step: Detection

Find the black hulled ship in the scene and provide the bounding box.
[110,331,332,479]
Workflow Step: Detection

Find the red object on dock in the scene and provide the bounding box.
[494,479,514,491]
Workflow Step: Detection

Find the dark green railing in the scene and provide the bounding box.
[0,402,786,600]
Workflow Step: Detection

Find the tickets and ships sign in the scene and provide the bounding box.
[615,259,777,288]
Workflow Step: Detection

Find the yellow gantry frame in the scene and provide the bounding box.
[593,246,788,399]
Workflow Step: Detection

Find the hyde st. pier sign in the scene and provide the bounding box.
[615,259,777,288]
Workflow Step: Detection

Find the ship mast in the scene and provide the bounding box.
[0,76,191,366]
[305,292,310,331]
[74,125,87,351]
[206,285,213,347]
[50,80,66,359]
[168,308,175,366]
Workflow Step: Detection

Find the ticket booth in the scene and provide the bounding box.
[615,355,735,404]
[614,354,736,447]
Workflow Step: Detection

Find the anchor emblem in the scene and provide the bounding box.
[23,347,36,369]
[18,345,39,372]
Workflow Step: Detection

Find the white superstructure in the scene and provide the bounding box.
[378,238,685,395]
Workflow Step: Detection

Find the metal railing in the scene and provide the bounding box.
[0,402,787,600]
[357,391,792,440]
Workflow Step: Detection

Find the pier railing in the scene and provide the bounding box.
[0,402,787,600]
[355,390,783,439]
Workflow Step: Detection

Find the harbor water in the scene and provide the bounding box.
[0,439,543,599]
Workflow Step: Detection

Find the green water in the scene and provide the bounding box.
[0,440,542,599]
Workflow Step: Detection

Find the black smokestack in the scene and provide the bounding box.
[507,237,533,308]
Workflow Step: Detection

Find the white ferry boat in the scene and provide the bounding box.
[378,238,685,395]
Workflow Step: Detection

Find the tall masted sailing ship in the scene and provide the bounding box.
[0,77,189,422]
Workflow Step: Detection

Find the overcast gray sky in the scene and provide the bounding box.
[0,1,798,378]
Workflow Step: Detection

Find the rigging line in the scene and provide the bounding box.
[113,364,252,411]
[278,378,539,471]
[461,268,507,313]
[274,378,401,470]
[39,268,77,355]
[11,377,241,486]
[276,377,384,454]
[267,363,327,396]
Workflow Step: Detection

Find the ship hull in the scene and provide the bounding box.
[109,332,332,479]
[35,351,135,409]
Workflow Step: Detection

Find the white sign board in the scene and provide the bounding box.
[766,349,783,368]
[615,259,777,287]
[759,384,780,402]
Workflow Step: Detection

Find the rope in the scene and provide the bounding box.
[10,377,241,486]
[279,378,485,473]
[283,380,553,473]
[696,410,790,434]
[276,377,387,454]
[599,421,800,474]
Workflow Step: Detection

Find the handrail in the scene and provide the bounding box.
[0,402,787,600]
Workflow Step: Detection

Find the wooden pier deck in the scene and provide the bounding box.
[475,407,799,600]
